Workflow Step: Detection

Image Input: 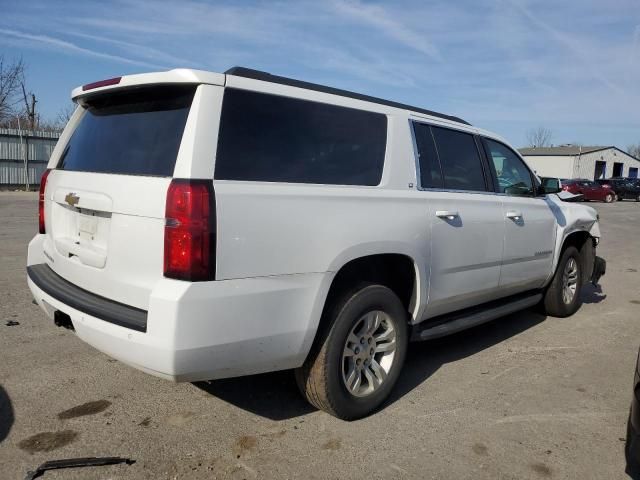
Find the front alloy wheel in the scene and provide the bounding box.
[562,257,579,304]
[543,245,583,317]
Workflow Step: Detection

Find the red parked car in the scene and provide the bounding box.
[561,179,616,202]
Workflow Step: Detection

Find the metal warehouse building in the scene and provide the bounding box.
[519,145,640,180]
[0,128,60,187]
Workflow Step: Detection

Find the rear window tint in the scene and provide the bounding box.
[58,85,195,176]
[215,89,387,185]
[431,126,487,192]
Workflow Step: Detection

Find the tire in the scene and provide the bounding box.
[636,194,640,202]
[604,193,613,203]
[627,411,640,479]
[542,246,583,317]
[295,283,408,420]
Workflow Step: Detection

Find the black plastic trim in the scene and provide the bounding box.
[225,66,471,126]
[411,290,542,341]
[27,264,147,332]
[474,134,495,193]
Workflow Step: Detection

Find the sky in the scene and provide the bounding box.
[1,0,639,148]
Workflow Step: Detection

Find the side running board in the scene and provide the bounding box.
[411,292,542,342]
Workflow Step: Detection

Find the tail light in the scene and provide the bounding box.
[38,169,52,234]
[163,179,215,281]
[562,185,569,191]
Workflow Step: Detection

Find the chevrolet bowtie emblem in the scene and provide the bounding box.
[65,192,80,206]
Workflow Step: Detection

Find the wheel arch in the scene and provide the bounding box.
[298,247,424,366]
[326,253,420,315]
[551,230,596,286]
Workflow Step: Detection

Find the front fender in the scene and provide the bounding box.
[545,195,600,282]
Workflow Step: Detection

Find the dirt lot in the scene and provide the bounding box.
[1,191,639,479]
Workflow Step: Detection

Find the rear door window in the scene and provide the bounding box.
[430,126,487,192]
[58,85,195,176]
[215,89,387,186]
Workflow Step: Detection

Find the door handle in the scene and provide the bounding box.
[435,210,459,220]
[505,211,523,220]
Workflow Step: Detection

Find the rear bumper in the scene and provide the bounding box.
[27,264,147,332]
[27,239,330,382]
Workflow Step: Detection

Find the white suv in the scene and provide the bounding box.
[27,67,605,419]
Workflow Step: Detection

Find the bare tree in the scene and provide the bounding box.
[0,56,25,122]
[526,126,553,148]
[32,103,75,132]
[0,113,33,129]
[627,143,640,159]
[55,103,75,128]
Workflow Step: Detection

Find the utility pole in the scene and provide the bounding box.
[20,82,37,190]
[16,115,26,189]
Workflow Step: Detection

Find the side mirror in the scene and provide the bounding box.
[536,184,560,195]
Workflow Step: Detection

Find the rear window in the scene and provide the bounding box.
[214,88,387,185]
[58,85,195,176]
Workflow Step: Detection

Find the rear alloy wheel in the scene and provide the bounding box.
[604,193,614,203]
[295,284,408,420]
[342,311,397,397]
[543,246,583,317]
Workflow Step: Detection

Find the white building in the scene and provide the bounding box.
[519,145,640,180]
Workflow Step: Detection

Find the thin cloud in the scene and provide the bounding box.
[0,28,166,69]
[0,0,637,147]
[301,44,417,88]
[507,0,626,95]
[632,24,640,66]
[329,0,441,60]
[61,31,199,67]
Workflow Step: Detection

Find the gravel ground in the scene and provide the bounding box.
[1,191,639,479]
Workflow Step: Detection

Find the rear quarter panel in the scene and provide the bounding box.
[210,110,430,323]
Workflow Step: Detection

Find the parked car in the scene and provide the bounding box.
[596,178,640,201]
[541,178,615,202]
[26,67,606,419]
[611,177,640,189]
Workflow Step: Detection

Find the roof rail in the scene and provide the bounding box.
[224,66,470,126]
